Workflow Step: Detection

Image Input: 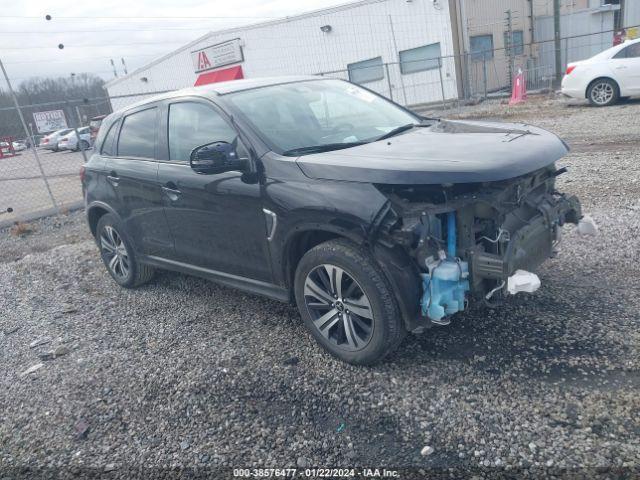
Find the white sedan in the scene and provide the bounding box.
[12,141,27,151]
[58,127,91,151]
[562,38,640,106]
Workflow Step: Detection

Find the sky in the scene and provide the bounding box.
[0,0,351,86]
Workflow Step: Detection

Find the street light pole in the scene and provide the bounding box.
[0,57,58,210]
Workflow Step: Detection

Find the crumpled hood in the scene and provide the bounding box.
[296,120,569,184]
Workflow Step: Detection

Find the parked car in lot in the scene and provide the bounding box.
[89,115,106,146]
[11,140,27,152]
[82,77,582,364]
[0,140,11,155]
[562,38,640,106]
[41,128,74,151]
[58,127,91,151]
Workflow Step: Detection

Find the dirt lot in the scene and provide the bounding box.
[1,96,639,479]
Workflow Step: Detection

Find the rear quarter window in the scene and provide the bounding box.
[100,121,119,156]
[117,108,157,159]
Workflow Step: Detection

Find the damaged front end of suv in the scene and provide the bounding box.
[372,121,583,328]
[375,163,581,326]
[297,118,583,329]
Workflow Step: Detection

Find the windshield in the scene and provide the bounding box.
[226,79,419,154]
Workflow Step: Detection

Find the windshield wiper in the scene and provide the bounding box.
[375,123,420,141]
[281,141,366,156]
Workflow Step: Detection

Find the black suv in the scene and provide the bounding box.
[82,76,581,365]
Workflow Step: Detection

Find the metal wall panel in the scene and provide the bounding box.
[106,0,459,109]
[624,0,640,28]
[458,0,533,95]
[534,9,615,77]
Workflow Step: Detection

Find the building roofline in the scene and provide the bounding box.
[104,0,389,89]
[108,75,326,113]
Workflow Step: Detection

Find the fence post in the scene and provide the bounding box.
[384,63,393,101]
[67,100,89,164]
[482,55,488,99]
[0,58,58,210]
[437,58,447,110]
[463,52,471,99]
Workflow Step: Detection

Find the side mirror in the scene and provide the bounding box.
[189,138,246,174]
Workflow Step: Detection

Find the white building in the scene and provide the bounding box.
[104,0,626,110]
[105,0,462,110]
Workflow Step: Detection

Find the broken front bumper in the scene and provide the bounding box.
[468,192,581,295]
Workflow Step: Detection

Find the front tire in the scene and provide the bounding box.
[294,239,405,365]
[587,78,619,107]
[96,213,155,288]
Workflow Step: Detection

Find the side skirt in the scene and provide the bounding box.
[140,255,291,303]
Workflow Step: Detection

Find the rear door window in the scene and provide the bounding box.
[117,107,157,159]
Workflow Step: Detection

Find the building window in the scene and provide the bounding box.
[504,30,524,56]
[399,43,442,74]
[470,34,494,61]
[347,57,384,84]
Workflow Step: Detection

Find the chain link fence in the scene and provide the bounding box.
[1,25,635,226]
[318,25,635,106]
[0,96,111,226]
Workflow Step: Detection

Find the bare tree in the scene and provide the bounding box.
[0,74,110,139]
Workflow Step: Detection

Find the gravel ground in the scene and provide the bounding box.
[0,148,86,226]
[1,97,639,479]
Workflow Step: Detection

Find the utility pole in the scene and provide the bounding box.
[528,0,535,45]
[505,9,515,90]
[110,59,118,78]
[553,0,562,87]
[0,58,58,209]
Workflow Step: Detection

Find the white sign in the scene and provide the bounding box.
[191,38,244,73]
[33,110,68,133]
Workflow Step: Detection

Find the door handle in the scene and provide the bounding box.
[162,184,182,201]
[106,174,120,186]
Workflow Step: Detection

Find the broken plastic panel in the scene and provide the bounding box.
[577,215,598,236]
[507,270,541,295]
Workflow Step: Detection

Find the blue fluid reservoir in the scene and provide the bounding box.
[420,260,470,322]
[420,211,470,323]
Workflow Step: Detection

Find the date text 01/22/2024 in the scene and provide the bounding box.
[232,468,400,478]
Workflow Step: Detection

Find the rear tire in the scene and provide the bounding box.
[587,78,619,107]
[294,239,405,365]
[96,213,155,288]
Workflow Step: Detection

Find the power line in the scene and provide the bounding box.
[0,27,214,34]
[0,15,279,19]
[3,53,162,65]
[7,70,115,82]
[2,41,190,50]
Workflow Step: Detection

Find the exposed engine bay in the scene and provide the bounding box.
[374,165,582,325]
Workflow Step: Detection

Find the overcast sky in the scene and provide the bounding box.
[0,0,350,86]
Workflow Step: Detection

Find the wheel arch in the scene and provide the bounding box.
[283,226,422,332]
[86,201,120,238]
[283,226,363,294]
